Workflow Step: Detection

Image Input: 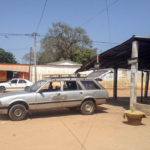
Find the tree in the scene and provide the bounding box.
[38,22,96,64]
[73,48,97,64]
[0,48,17,63]
[22,50,34,64]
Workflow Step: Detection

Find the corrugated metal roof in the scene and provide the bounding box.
[76,36,150,72]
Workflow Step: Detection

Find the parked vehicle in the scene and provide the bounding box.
[0,77,108,121]
[0,78,33,92]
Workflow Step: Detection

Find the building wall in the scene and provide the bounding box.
[100,69,150,89]
[30,65,80,82]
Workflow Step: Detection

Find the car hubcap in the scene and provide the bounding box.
[85,103,93,112]
[14,109,22,117]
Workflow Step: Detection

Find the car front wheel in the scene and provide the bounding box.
[81,100,95,115]
[8,104,27,121]
[0,86,5,93]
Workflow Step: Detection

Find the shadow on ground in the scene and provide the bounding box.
[29,106,108,120]
[107,96,150,110]
[0,106,108,121]
[107,97,130,110]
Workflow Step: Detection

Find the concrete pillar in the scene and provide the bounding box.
[113,68,118,99]
[130,40,138,109]
[144,72,149,98]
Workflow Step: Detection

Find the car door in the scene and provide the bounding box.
[18,79,27,88]
[35,81,63,110]
[61,80,84,108]
[8,79,18,89]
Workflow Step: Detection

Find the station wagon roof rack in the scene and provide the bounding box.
[42,74,87,80]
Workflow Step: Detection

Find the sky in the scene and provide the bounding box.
[0,0,150,63]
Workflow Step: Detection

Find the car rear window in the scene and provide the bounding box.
[81,80,100,90]
[19,80,26,83]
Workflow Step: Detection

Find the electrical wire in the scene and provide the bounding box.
[105,0,112,47]
[80,0,119,26]
[35,0,48,32]
[0,33,119,45]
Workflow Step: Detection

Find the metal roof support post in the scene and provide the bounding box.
[113,68,118,99]
[144,71,149,98]
[130,40,138,110]
[141,70,144,102]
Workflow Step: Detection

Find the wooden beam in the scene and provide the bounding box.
[113,68,118,99]
[144,71,149,98]
[130,40,138,110]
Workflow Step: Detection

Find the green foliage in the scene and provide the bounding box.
[0,48,17,64]
[23,22,97,64]
[22,50,34,64]
[73,48,96,64]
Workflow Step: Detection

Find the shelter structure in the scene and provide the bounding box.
[77,36,150,109]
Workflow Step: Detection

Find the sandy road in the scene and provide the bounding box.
[0,89,150,150]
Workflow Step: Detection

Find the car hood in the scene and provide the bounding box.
[0,91,31,99]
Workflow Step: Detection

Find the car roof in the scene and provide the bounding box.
[11,78,29,81]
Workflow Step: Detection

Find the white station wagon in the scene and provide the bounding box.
[0,77,108,121]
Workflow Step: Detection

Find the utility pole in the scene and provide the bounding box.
[29,47,32,65]
[33,33,37,82]
[29,47,32,81]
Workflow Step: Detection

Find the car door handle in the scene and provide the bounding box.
[57,93,61,96]
[80,92,83,94]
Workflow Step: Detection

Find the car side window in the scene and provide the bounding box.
[19,80,26,83]
[40,81,61,92]
[11,79,17,84]
[63,81,82,91]
[81,81,100,90]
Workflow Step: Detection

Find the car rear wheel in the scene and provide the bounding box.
[9,104,27,121]
[0,86,5,93]
[81,100,95,115]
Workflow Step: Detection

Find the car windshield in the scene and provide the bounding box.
[29,80,47,92]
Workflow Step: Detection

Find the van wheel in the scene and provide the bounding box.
[81,100,95,115]
[0,86,5,93]
[9,104,27,121]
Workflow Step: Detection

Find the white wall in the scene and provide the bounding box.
[30,65,80,82]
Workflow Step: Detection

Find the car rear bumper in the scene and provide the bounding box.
[0,107,8,114]
[95,98,107,105]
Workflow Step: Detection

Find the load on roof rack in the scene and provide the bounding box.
[42,74,87,80]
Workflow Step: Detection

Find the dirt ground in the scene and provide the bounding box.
[0,89,150,150]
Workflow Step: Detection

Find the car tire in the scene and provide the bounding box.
[24,86,30,91]
[8,104,27,121]
[0,86,5,93]
[81,100,95,115]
